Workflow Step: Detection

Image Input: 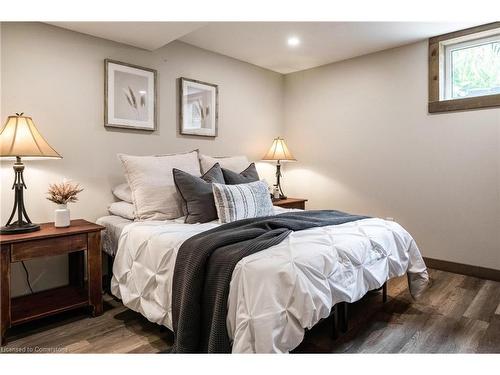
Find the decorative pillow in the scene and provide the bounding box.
[108,201,135,220]
[173,163,226,224]
[212,181,274,223]
[118,150,201,220]
[199,154,249,174]
[222,163,260,185]
[112,183,133,203]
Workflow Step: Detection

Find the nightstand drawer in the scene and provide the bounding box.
[11,234,87,262]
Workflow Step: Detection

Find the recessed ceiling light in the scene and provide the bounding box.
[287,36,300,47]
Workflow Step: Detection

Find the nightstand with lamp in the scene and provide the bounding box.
[262,136,308,210]
[0,113,103,345]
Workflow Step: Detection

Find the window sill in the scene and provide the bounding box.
[428,93,500,113]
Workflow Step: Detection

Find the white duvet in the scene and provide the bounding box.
[111,208,429,353]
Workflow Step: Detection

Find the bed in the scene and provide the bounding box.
[103,207,429,353]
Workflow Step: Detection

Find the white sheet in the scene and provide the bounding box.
[111,209,428,353]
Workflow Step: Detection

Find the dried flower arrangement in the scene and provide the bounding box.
[46,181,84,205]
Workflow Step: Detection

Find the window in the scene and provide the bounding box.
[445,35,500,100]
[428,22,500,113]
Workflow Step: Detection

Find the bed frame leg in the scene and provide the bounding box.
[333,283,387,340]
[339,302,348,333]
[104,254,114,294]
[331,305,339,339]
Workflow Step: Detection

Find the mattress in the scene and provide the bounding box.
[96,214,195,256]
[111,210,429,353]
[96,215,133,257]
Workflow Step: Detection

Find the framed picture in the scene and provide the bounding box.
[105,59,157,131]
[179,77,218,137]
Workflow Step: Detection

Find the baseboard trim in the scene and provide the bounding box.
[423,257,500,282]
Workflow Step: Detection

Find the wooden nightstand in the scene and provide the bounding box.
[272,198,308,210]
[0,219,104,346]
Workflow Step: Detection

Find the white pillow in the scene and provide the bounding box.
[112,183,132,203]
[118,151,201,220]
[108,201,135,220]
[199,154,249,174]
[212,181,274,223]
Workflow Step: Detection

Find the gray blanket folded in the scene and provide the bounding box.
[171,210,368,353]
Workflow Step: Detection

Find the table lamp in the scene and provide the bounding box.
[262,137,296,200]
[0,113,62,234]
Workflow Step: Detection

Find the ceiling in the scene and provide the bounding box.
[48,22,481,74]
[48,22,205,50]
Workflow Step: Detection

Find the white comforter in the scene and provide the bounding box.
[111,209,429,353]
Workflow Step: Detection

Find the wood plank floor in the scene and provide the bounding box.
[2,268,499,353]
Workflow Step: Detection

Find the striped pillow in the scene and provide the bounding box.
[212,181,274,223]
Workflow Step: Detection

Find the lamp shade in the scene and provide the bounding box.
[0,114,61,158]
[262,137,296,161]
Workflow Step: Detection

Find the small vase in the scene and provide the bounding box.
[273,186,280,200]
[54,204,70,228]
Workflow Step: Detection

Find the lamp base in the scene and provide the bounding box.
[2,157,40,235]
[1,221,40,234]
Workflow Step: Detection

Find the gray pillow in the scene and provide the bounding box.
[221,163,260,184]
[173,163,225,224]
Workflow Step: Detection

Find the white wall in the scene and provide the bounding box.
[283,41,500,270]
[1,22,283,296]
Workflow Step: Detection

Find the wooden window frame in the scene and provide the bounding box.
[428,22,500,113]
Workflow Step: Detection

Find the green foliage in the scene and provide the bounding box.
[451,41,500,98]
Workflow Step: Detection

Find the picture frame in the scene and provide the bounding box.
[179,77,218,137]
[104,59,157,131]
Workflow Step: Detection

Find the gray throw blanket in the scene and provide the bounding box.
[171,210,368,353]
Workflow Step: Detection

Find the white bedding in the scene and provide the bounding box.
[111,208,429,353]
